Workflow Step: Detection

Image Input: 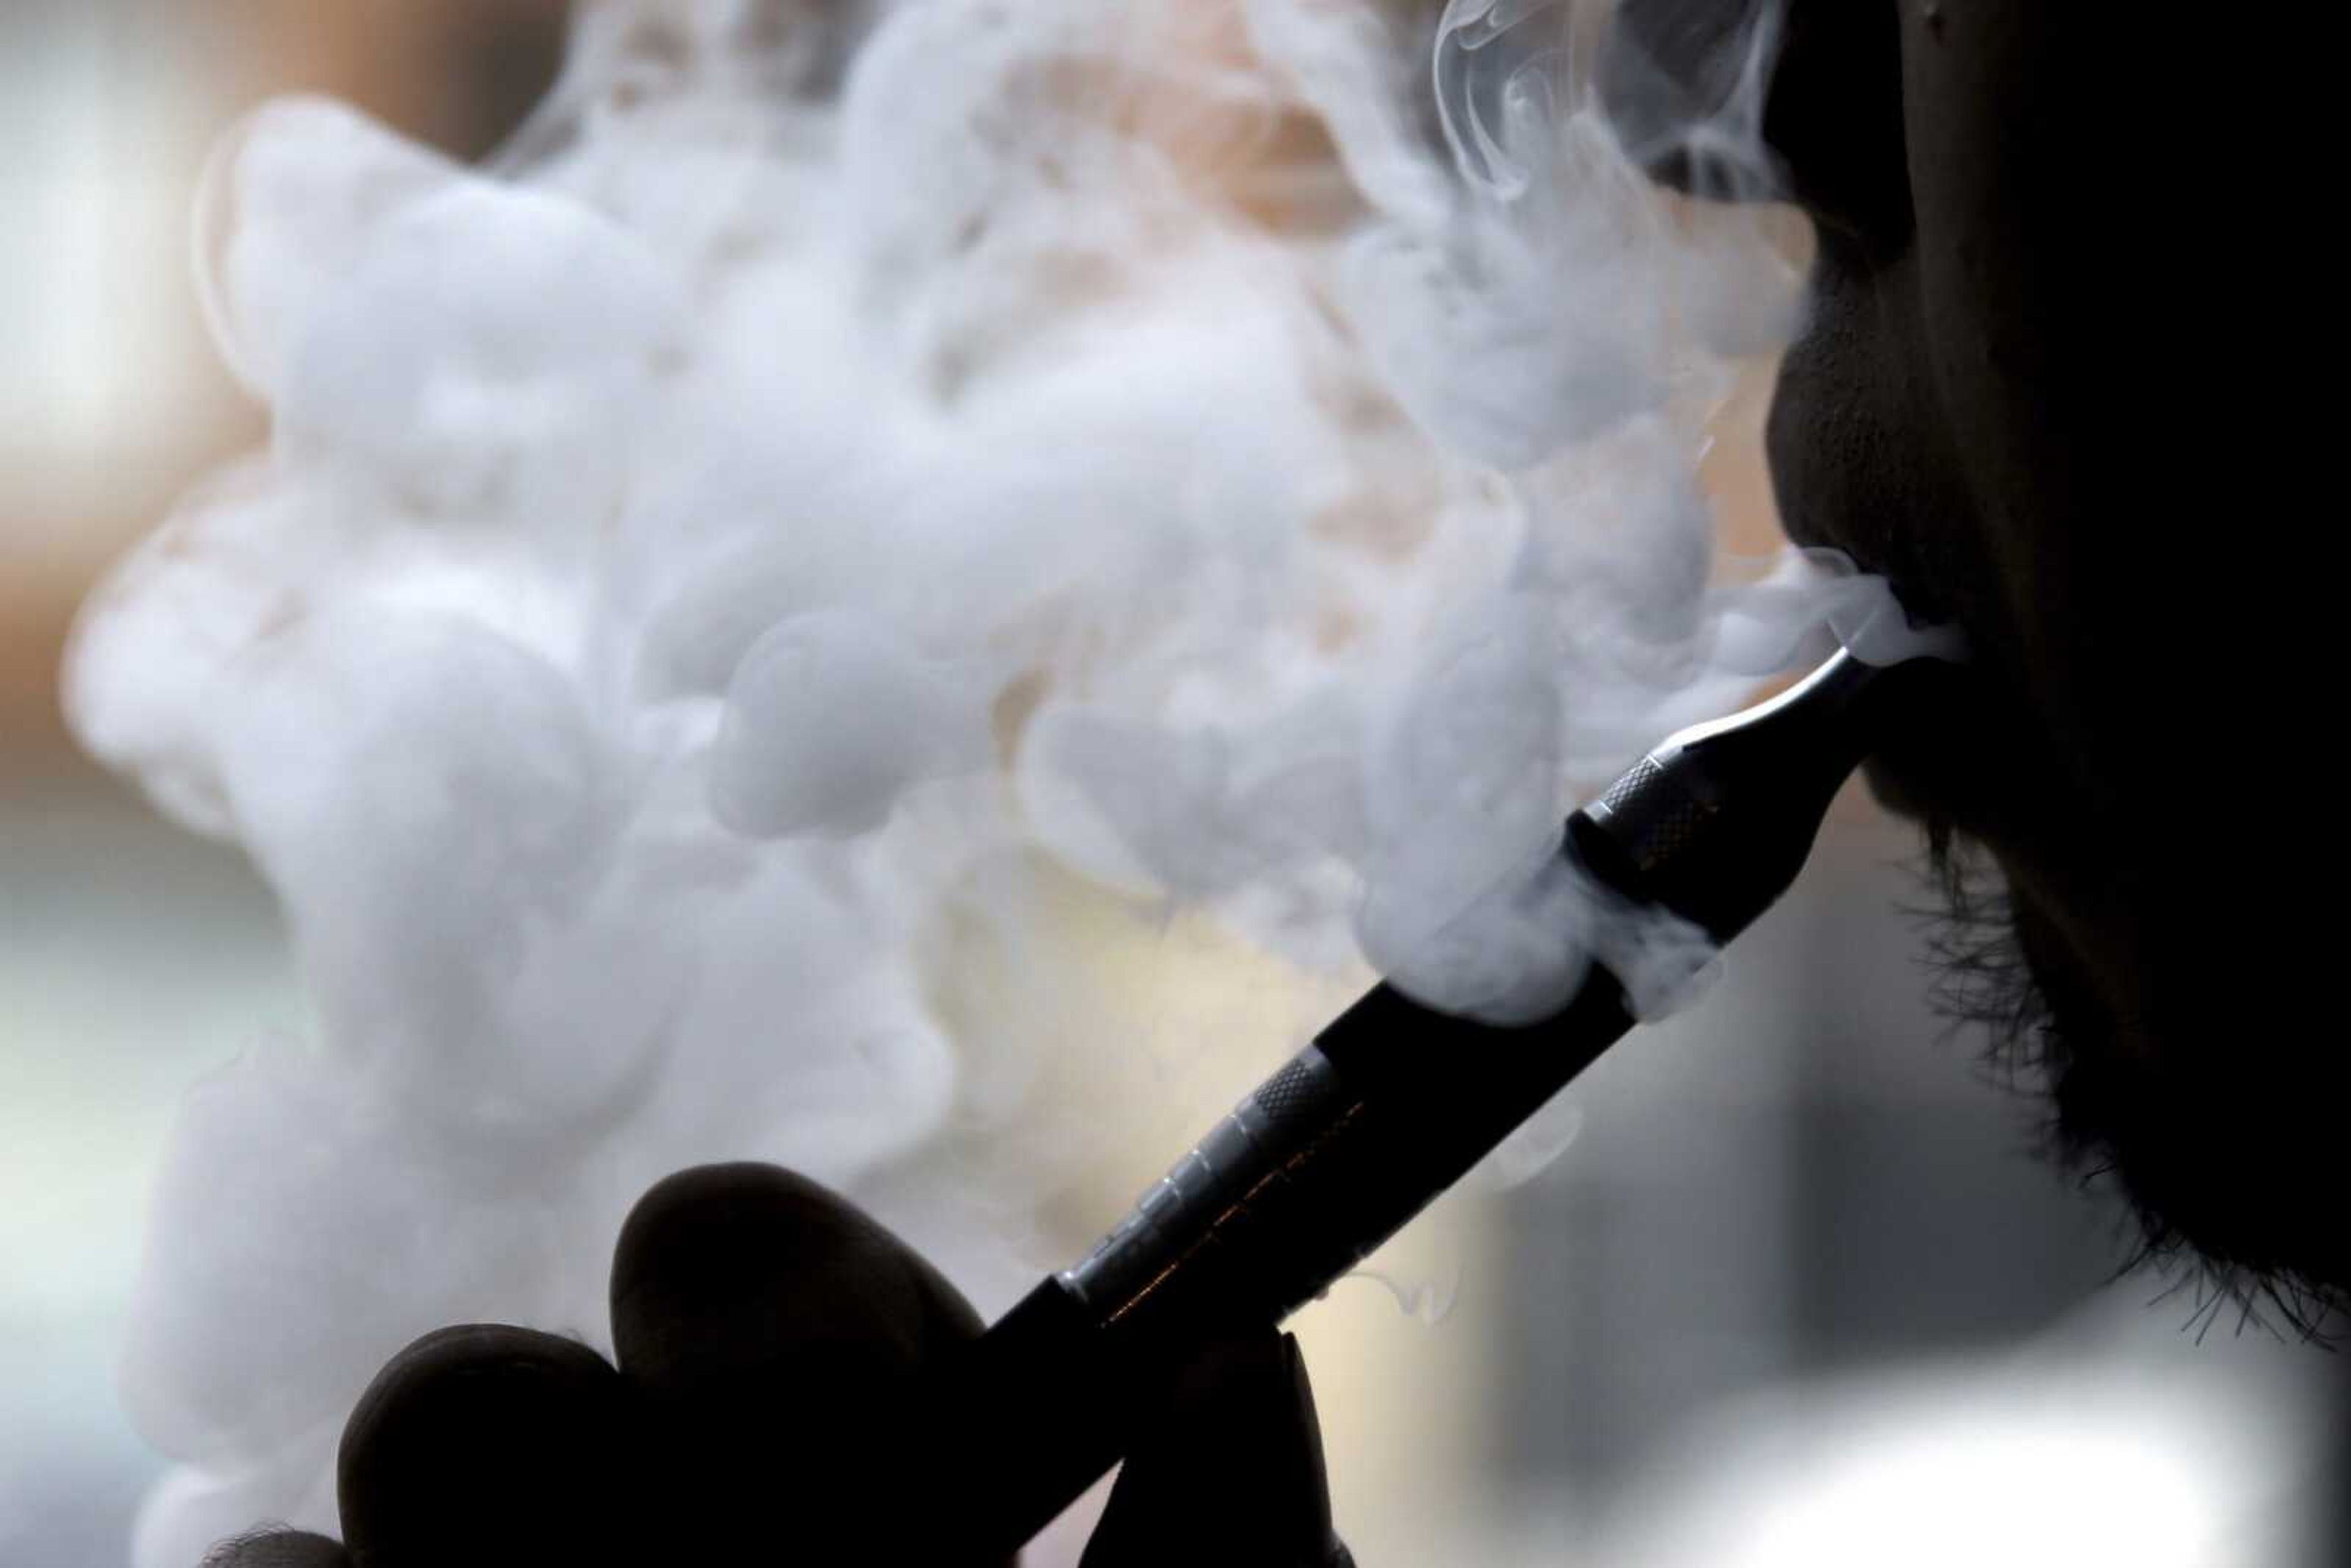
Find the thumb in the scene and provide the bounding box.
[1080,1332,1351,1568]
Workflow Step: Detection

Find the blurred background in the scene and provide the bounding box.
[3,3,2341,1564]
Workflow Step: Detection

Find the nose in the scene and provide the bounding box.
[1600,0,1912,249]
[1598,0,1783,197]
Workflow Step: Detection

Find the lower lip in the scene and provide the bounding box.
[1854,660,2039,857]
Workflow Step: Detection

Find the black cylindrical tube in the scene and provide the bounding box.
[928,854,1638,1550]
[924,650,1939,1550]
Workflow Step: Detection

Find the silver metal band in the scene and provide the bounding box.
[1057,1045,1346,1312]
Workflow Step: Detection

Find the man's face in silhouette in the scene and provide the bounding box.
[1611,1,2337,1313]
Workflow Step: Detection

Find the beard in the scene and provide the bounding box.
[1915,828,2347,1343]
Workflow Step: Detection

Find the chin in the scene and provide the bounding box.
[2035,1010,2349,1336]
[1924,841,2350,1338]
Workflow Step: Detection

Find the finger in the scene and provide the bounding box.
[336,1324,646,1568]
[607,1163,989,1559]
[610,1163,984,1399]
[200,1528,351,1567]
[1081,1332,1346,1568]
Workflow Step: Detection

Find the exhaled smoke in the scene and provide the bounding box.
[67,1,1935,1560]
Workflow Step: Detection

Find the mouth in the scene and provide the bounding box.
[1762,391,2023,855]
[1769,510,2032,863]
[1763,492,1950,802]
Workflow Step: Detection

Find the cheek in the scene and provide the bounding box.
[1893,2,2186,786]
